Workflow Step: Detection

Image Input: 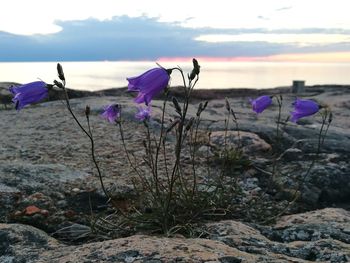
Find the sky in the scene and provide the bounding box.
[1,0,350,62]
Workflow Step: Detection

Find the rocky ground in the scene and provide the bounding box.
[0,83,349,262]
[1,208,349,262]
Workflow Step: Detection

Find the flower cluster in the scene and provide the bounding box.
[101,66,170,123]
[9,65,171,124]
[7,61,332,235]
[8,63,323,126]
[250,95,320,123]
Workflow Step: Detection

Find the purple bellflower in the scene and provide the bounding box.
[9,81,49,110]
[250,95,272,114]
[291,98,320,123]
[135,106,151,121]
[101,104,120,123]
[127,67,170,105]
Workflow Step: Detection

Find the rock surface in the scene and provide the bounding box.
[0,208,349,262]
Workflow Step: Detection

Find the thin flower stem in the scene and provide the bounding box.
[154,94,170,192]
[62,86,110,199]
[262,111,330,224]
[230,110,241,150]
[206,126,212,181]
[58,79,143,224]
[117,121,156,200]
[162,136,171,187]
[165,68,194,226]
[145,122,163,196]
[276,96,282,141]
[86,115,110,199]
[221,110,231,180]
[190,116,201,196]
[271,96,283,181]
[145,124,155,174]
[62,88,91,139]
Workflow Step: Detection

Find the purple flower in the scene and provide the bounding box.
[9,81,48,110]
[127,67,170,105]
[250,95,272,114]
[135,106,151,121]
[291,98,319,123]
[101,104,120,123]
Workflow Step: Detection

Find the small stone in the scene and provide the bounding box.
[29,192,45,200]
[40,209,49,216]
[13,210,23,217]
[57,200,68,208]
[296,230,310,240]
[251,187,262,196]
[72,188,80,193]
[64,210,76,218]
[342,228,350,234]
[24,205,41,216]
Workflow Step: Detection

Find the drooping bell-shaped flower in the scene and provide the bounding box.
[101,104,120,123]
[250,95,272,114]
[135,105,151,121]
[9,81,49,110]
[291,98,319,122]
[127,67,170,105]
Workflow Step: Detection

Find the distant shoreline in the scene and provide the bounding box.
[91,84,350,100]
[2,82,350,104]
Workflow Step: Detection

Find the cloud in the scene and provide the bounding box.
[0,16,349,61]
[275,6,293,12]
[257,16,270,21]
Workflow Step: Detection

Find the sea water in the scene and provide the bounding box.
[1,61,350,91]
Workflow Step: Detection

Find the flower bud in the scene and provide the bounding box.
[189,58,200,80]
[57,63,65,82]
[203,101,208,110]
[85,105,90,117]
[185,117,195,131]
[328,111,333,124]
[54,80,64,89]
[225,97,231,112]
[230,109,237,120]
[196,102,203,117]
[166,119,180,133]
[196,101,208,117]
[172,97,182,116]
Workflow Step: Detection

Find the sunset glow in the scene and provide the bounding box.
[159,52,350,63]
[195,34,350,47]
[266,52,350,63]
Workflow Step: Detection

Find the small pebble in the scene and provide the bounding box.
[40,209,49,216]
[13,210,22,217]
